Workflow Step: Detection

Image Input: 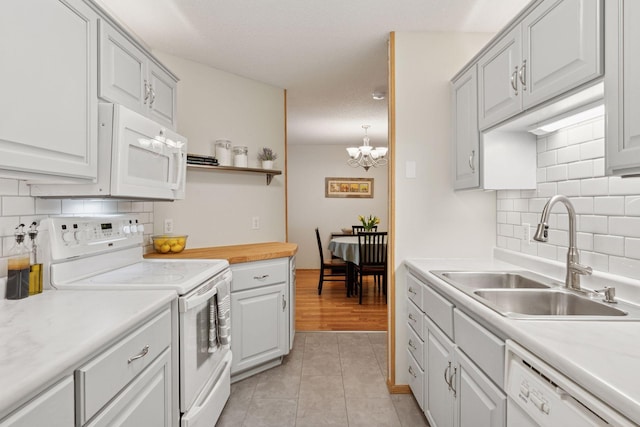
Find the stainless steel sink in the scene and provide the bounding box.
[431,270,555,290]
[473,289,628,317]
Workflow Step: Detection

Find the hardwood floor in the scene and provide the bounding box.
[295,269,388,331]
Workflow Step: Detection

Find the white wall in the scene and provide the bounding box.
[497,116,640,280]
[152,52,287,248]
[288,144,388,268]
[392,32,497,385]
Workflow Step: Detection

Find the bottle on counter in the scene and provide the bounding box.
[6,224,30,300]
[27,221,42,296]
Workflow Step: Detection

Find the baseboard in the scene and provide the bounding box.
[387,380,411,394]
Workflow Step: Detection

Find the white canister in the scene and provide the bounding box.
[215,140,232,166]
[233,146,248,167]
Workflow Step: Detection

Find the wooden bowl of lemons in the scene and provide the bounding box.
[152,235,188,254]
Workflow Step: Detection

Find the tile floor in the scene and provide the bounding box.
[216,332,430,427]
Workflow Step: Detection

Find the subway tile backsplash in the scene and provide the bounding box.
[497,116,640,281]
[0,180,154,261]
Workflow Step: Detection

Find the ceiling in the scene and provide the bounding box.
[98,0,530,147]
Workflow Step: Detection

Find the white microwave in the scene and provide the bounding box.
[31,103,187,200]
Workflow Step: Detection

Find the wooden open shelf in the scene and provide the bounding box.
[187,163,282,185]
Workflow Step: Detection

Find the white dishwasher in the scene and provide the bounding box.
[505,340,634,427]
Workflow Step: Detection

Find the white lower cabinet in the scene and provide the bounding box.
[406,271,506,427]
[230,258,291,378]
[76,308,172,426]
[0,376,74,427]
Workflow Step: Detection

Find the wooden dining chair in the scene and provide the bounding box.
[315,228,347,295]
[353,231,387,304]
[352,225,378,235]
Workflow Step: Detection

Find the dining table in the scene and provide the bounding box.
[328,235,361,297]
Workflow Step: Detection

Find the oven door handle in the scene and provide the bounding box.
[179,282,218,312]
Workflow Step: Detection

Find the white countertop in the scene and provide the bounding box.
[405,256,640,424]
[0,289,176,419]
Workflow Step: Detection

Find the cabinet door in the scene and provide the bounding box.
[86,348,172,427]
[454,348,506,427]
[148,62,177,129]
[0,376,74,427]
[477,27,522,130]
[0,0,98,180]
[231,283,288,374]
[605,0,640,176]
[521,0,602,109]
[425,318,455,427]
[98,21,148,115]
[451,66,480,190]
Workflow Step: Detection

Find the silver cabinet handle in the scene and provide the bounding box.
[408,366,417,378]
[408,313,417,322]
[253,274,270,280]
[519,59,527,91]
[468,150,475,173]
[128,345,150,364]
[408,339,417,351]
[408,287,416,295]
[149,85,156,106]
[450,366,457,397]
[282,295,287,311]
[143,80,150,105]
[511,66,519,96]
[444,362,452,391]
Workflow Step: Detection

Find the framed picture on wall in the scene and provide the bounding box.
[325,177,374,198]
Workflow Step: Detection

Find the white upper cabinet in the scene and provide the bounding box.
[451,66,480,190]
[605,0,640,176]
[478,0,602,130]
[477,27,523,130]
[99,21,178,130]
[0,0,99,181]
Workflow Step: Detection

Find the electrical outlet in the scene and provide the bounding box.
[522,223,531,244]
[164,219,174,234]
[252,216,260,230]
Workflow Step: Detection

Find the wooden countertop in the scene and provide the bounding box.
[144,242,298,264]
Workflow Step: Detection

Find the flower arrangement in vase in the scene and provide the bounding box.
[358,214,380,231]
[257,147,278,169]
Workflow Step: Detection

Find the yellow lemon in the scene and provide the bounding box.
[159,244,171,253]
[170,244,184,253]
[177,237,186,246]
[167,239,178,246]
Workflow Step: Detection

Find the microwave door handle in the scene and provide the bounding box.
[169,150,184,191]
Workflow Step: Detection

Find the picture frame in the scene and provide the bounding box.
[325,177,374,198]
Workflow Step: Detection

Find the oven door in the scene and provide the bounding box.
[111,104,187,200]
[178,275,230,413]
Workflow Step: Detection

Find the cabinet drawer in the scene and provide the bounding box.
[76,308,171,425]
[406,350,424,412]
[423,284,454,340]
[406,273,424,310]
[406,324,424,370]
[406,299,424,340]
[231,258,288,292]
[454,308,505,386]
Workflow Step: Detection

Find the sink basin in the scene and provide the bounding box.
[473,289,628,317]
[432,271,554,290]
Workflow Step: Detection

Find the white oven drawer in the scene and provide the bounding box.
[231,258,288,292]
[75,308,171,425]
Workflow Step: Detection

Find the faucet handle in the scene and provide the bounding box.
[594,286,616,303]
[570,261,592,276]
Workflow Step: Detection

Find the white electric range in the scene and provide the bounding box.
[40,215,232,427]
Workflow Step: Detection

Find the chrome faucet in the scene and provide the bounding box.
[533,195,592,291]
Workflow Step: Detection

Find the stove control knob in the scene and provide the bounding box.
[137,224,145,233]
[131,224,138,233]
[75,229,88,242]
[62,231,75,243]
[123,225,131,234]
